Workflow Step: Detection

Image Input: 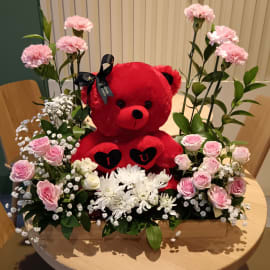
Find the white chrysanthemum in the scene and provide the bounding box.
[157,193,178,216]
[90,165,171,222]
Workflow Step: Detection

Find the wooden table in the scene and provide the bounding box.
[27,172,267,270]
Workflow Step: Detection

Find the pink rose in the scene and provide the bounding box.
[201,157,220,175]
[37,180,61,211]
[10,160,35,182]
[232,146,250,164]
[193,171,211,190]
[64,15,93,32]
[44,145,64,166]
[181,134,205,152]
[21,44,53,69]
[29,136,50,156]
[227,177,246,197]
[215,43,248,65]
[56,36,88,54]
[184,4,215,23]
[208,185,231,209]
[203,141,222,158]
[207,26,239,46]
[174,154,191,171]
[177,177,196,199]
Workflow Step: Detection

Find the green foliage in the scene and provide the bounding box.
[173,113,191,134]
[146,222,162,251]
[22,34,45,40]
[202,71,229,82]
[233,80,244,102]
[61,215,80,228]
[40,9,52,42]
[189,41,203,59]
[75,190,88,204]
[168,216,182,231]
[243,66,258,86]
[80,211,91,232]
[244,83,266,93]
[61,225,73,239]
[192,82,206,96]
[232,196,244,207]
[231,110,254,117]
[73,126,85,139]
[203,44,216,62]
[102,222,116,237]
[191,113,205,133]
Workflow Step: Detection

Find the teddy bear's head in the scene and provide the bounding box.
[82,62,181,137]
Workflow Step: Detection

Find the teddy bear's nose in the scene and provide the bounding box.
[132,109,143,119]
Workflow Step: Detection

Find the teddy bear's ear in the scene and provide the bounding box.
[154,65,181,95]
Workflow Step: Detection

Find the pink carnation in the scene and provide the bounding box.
[215,43,248,65]
[177,177,196,199]
[181,134,205,152]
[232,146,250,164]
[64,15,93,32]
[174,154,191,171]
[29,136,50,156]
[203,141,222,158]
[10,160,35,182]
[227,177,246,197]
[208,185,231,209]
[184,4,215,23]
[21,44,52,69]
[56,36,88,54]
[44,145,64,166]
[207,26,239,46]
[201,157,220,176]
[37,180,61,211]
[193,171,211,190]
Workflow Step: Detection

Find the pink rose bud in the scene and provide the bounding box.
[181,134,205,152]
[203,141,222,158]
[29,136,50,156]
[184,3,215,22]
[64,15,93,32]
[208,185,231,209]
[174,154,191,171]
[37,180,61,211]
[44,145,64,166]
[193,171,211,190]
[177,177,196,199]
[227,177,246,197]
[201,157,220,175]
[10,160,35,182]
[232,146,250,164]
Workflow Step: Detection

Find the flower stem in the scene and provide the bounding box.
[181,30,198,115]
[198,56,219,115]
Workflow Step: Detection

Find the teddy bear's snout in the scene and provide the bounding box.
[117,106,149,130]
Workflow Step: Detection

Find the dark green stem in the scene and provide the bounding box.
[181,30,198,115]
[198,57,219,115]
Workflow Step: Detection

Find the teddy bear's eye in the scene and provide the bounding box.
[144,100,152,109]
[116,99,126,108]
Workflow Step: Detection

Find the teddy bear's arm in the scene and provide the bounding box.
[154,130,183,168]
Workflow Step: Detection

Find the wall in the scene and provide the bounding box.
[0,0,45,193]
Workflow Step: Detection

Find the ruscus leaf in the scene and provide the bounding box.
[146,223,162,250]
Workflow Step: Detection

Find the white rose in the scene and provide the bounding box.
[82,173,100,190]
[73,158,98,175]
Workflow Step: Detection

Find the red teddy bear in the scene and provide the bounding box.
[72,62,183,173]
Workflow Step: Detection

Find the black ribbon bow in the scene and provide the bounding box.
[75,54,114,104]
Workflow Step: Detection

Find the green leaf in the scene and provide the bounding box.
[76,190,88,204]
[232,196,244,206]
[231,110,254,117]
[234,80,244,101]
[191,113,205,133]
[58,122,68,134]
[72,106,81,118]
[192,60,207,76]
[189,41,203,59]
[146,223,162,251]
[222,116,245,126]
[73,126,85,139]
[42,64,58,80]
[192,82,206,96]
[102,222,116,237]
[169,216,182,231]
[196,97,227,114]
[240,99,260,105]
[49,43,56,56]
[202,71,229,82]
[61,215,80,228]
[41,119,56,133]
[22,34,45,40]
[244,83,266,93]
[173,113,191,134]
[243,66,258,86]
[231,140,248,145]
[115,219,129,234]
[127,221,146,235]
[40,9,51,41]
[64,89,72,95]
[61,225,73,239]
[59,58,72,74]
[80,211,91,232]
[203,44,216,62]
[24,211,36,221]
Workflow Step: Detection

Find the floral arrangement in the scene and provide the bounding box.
[6,4,264,250]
